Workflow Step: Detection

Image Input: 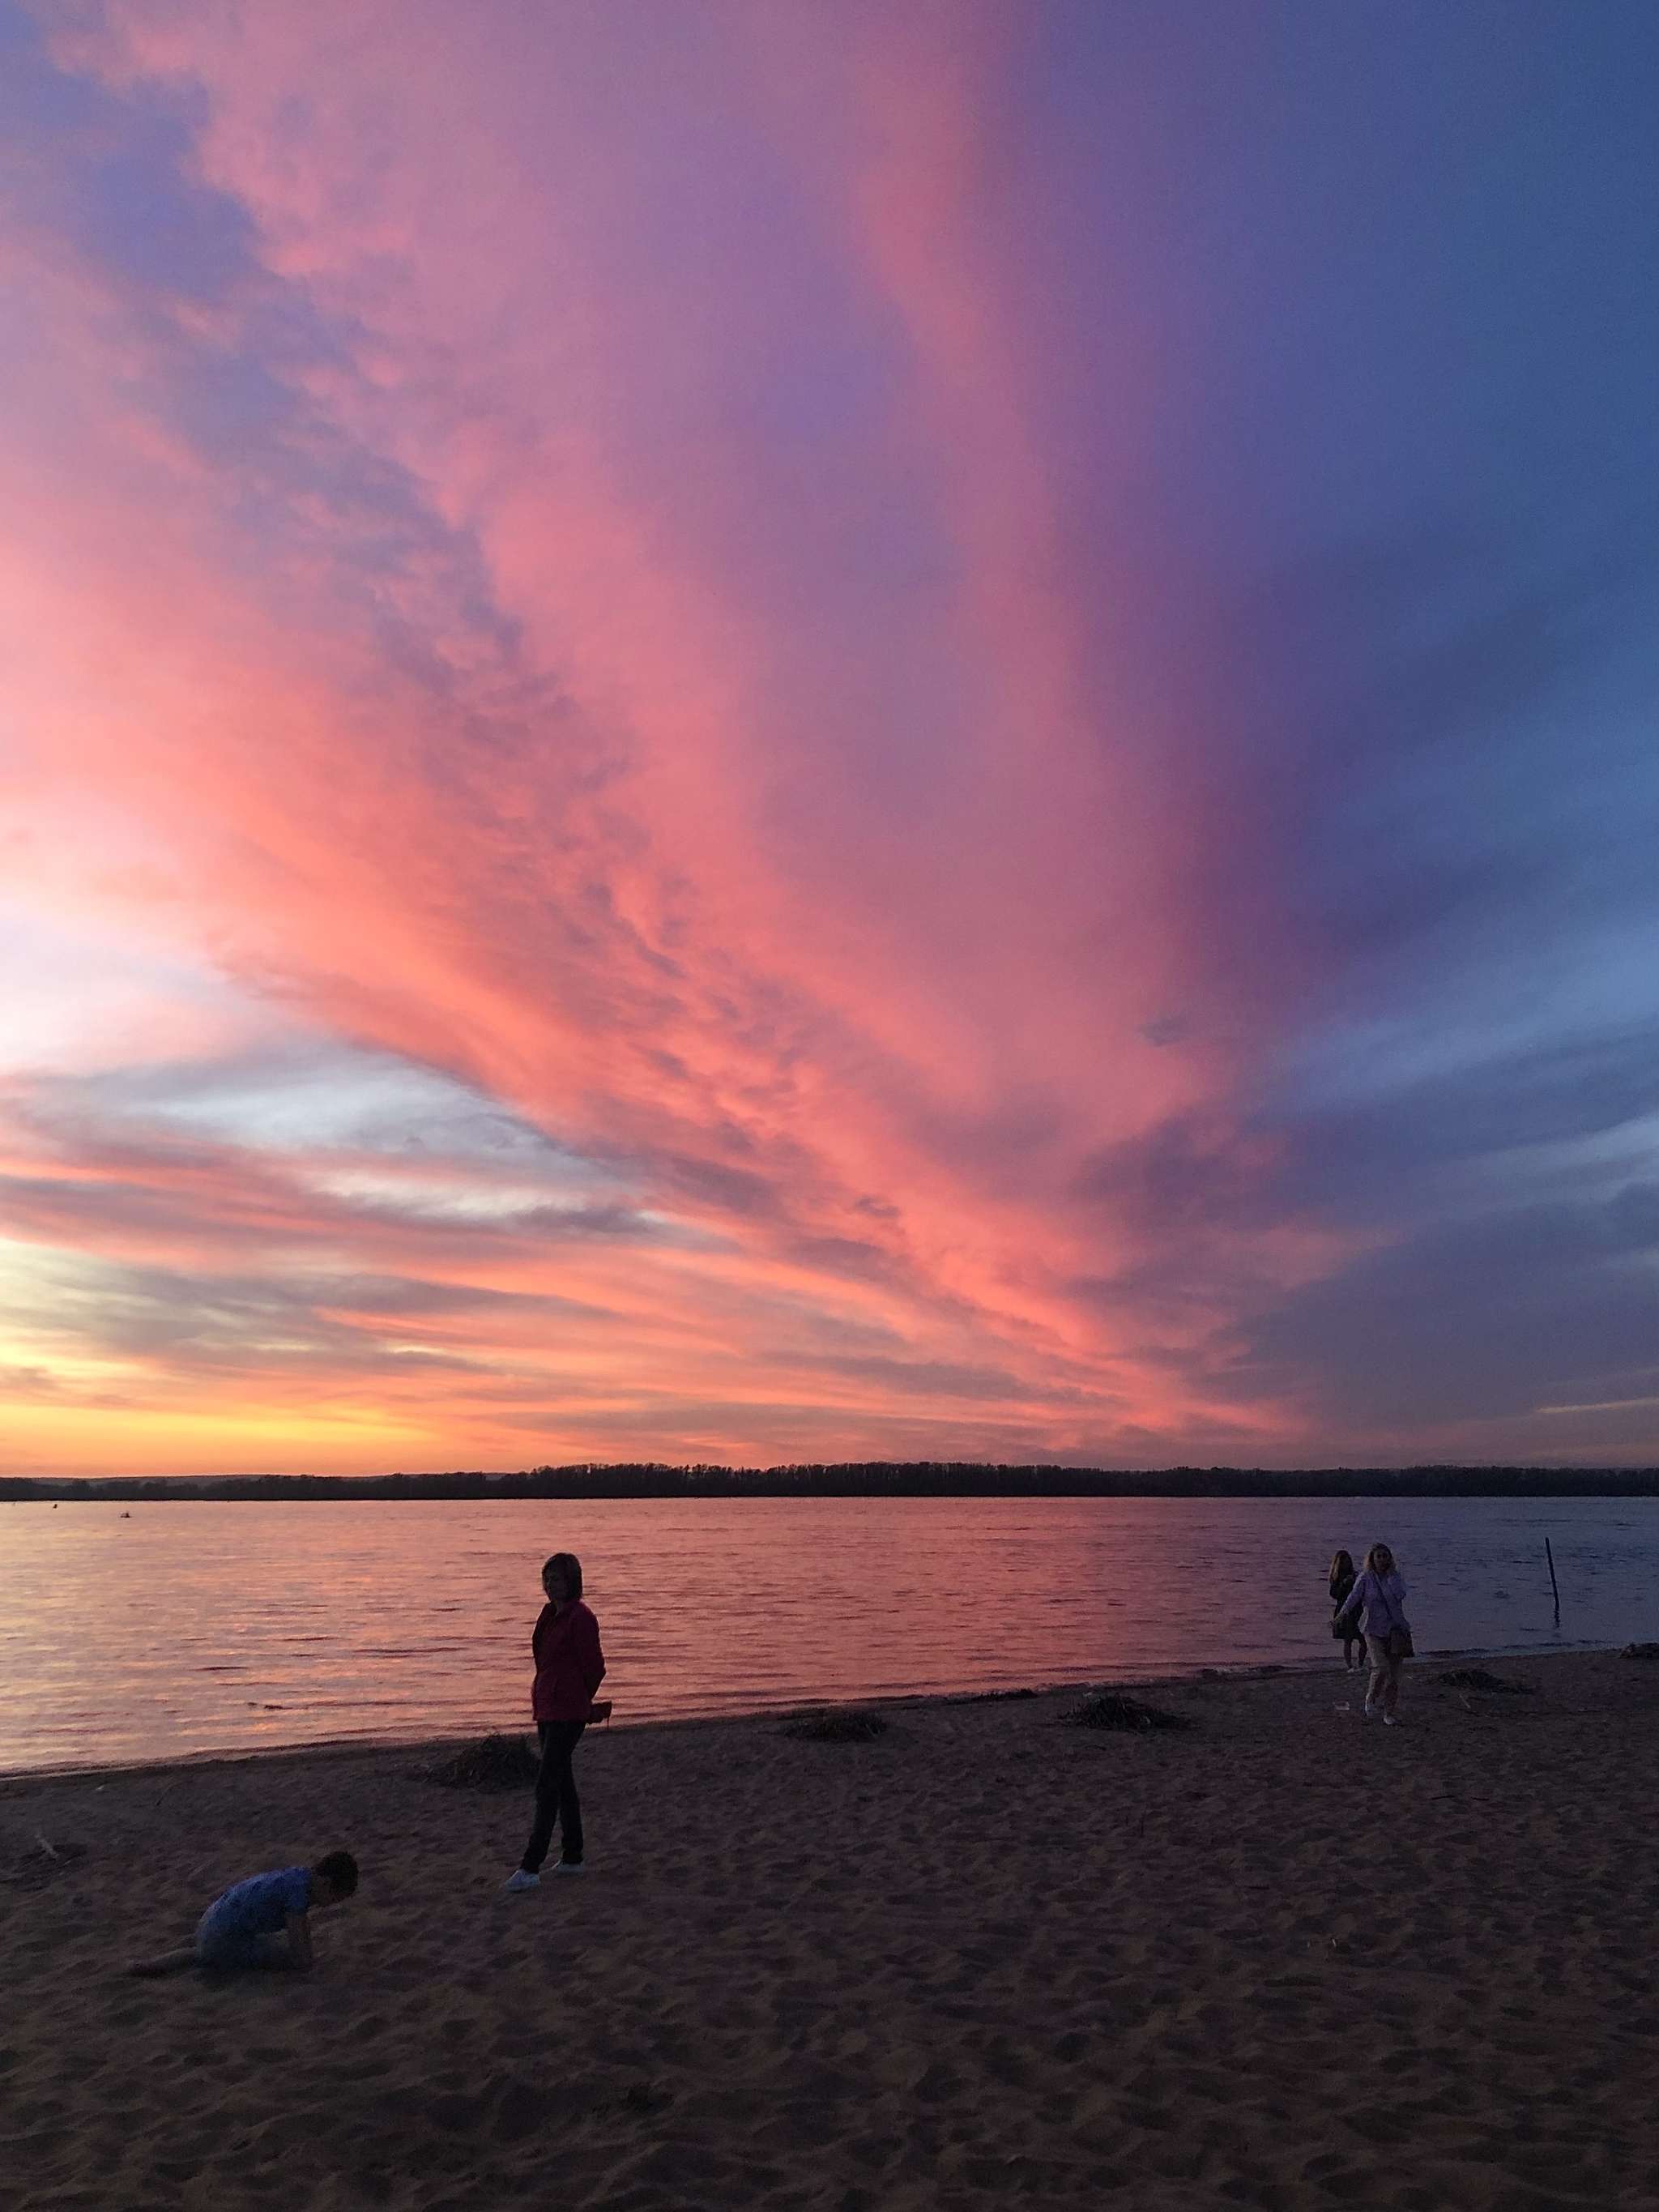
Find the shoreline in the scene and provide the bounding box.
[0,1635,1631,1789]
[8,1646,1659,2209]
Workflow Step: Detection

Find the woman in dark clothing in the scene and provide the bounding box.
[504,1552,606,1890]
[1328,1549,1368,1672]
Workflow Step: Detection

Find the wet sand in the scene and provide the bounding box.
[3,1650,1657,2210]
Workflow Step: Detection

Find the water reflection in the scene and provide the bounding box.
[3,1495,1657,1772]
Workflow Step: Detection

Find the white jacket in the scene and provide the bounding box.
[1337,1568,1407,1639]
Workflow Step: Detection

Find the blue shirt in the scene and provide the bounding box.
[209,1865,312,1937]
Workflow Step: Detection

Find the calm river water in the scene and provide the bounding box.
[4,1495,1657,1773]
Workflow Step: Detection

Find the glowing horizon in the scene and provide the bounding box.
[2,2,1656,1475]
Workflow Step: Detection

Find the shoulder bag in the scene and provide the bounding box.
[1380,1579,1414,1660]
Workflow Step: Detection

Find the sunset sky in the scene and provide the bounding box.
[2,1,1656,1475]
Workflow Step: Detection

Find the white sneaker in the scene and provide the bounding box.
[503,1868,540,1892]
[551,1861,586,1877]
[1363,1701,1376,1719]
[1383,1713,1401,1727]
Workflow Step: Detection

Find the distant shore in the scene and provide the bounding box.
[6,1458,1659,1501]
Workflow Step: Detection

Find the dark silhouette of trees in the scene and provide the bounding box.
[5,1462,1657,1502]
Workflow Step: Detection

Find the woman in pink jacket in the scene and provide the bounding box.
[504,1552,606,1890]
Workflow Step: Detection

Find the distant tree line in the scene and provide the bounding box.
[5,1462,1659,1501]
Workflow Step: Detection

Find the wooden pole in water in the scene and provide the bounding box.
[1546,1537,1561,1622]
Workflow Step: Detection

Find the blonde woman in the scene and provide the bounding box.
[1336,1542,1412,1724]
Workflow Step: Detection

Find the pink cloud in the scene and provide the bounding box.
[0,1,1384,1470]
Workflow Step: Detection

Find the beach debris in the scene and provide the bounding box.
[5,1838,87,1890]
[1434,1668,1535,1694]
[1066,1693,1193,1733]
[595,2078,672,2120]
[423,1734,543,1791]
[1621,1643,1659,1662]
[779,1707,889,1742]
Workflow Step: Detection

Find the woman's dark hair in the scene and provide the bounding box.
[1329,1549,1354,1580]
[544,1552,583,1599]
[313,1851,359,1897]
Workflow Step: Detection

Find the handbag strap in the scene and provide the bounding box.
[1371,1572,1401,1631]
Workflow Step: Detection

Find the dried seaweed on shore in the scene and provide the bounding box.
[1067,1693,1192,1733]
[423,1735,542,1791]
[779,1709,889,1743]
[1435,1668,1535,1694]
[1622,1643,1659,1662]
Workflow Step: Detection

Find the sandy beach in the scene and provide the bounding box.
[4,1650,1657,2211]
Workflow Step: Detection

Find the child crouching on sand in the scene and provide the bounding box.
[125,1851,358,1977]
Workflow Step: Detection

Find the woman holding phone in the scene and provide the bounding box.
[504,1552,606,1888]
[1336,1541,1411,1725]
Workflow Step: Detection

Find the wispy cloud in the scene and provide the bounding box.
[1,0,1655,1469]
